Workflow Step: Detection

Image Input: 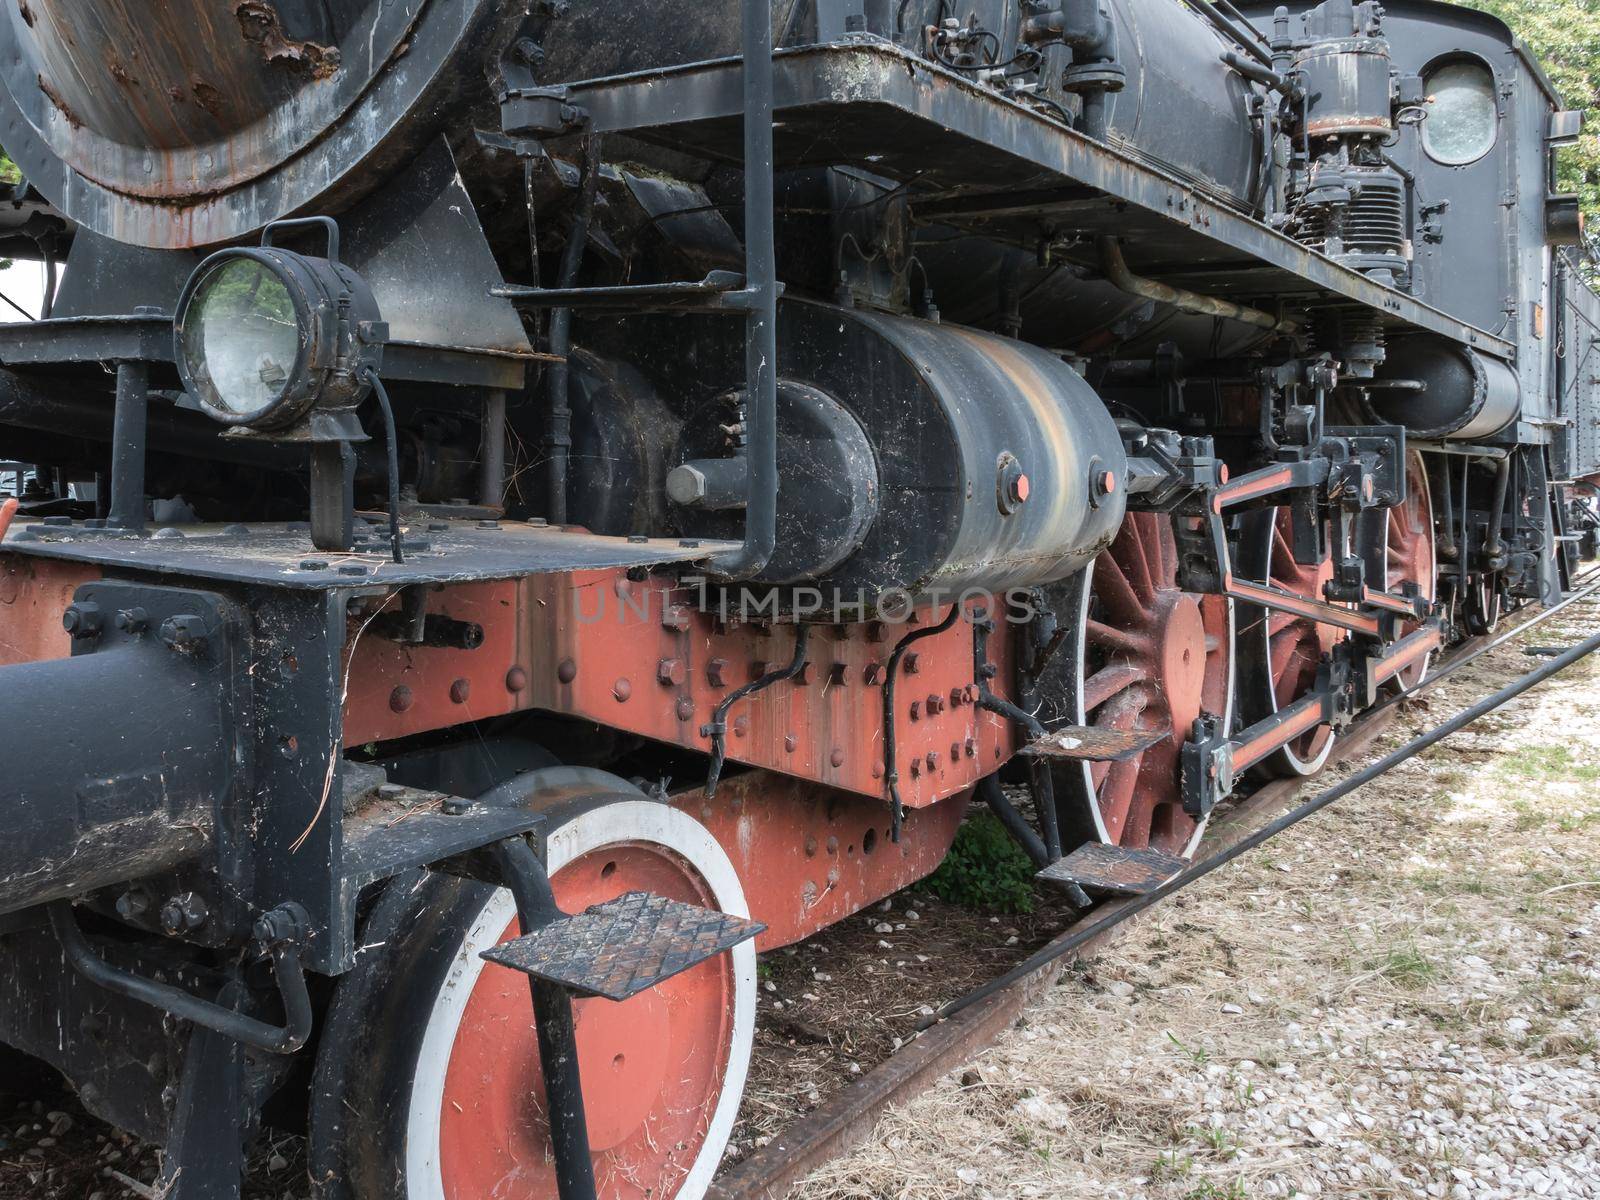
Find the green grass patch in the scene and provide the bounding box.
[1361,941,1438,988]
[925,810,1037,913]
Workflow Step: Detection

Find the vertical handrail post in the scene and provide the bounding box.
[713,0,779,579]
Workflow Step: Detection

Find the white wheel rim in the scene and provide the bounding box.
[405,801,756,1200]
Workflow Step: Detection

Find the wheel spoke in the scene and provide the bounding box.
[1083,663,1147,712]
[1096,755,1141,838]
[1086,618,1150,656]
[1269,628,1303,686]
[1154,515,1178,584]
[1120,518,1159,602]
[1094,553,1149,625]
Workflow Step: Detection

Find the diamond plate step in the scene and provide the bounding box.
[480,892,765,1001]
[1037,842,1187,897]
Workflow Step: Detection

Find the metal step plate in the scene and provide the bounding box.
[1018,724,1169,763]
[1038,842,1187,897]
[480,892,765,1002]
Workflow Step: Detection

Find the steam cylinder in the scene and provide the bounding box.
[658,300,1129,599]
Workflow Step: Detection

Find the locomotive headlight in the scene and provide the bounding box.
[174,217,386,437]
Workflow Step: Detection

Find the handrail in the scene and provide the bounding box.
[711,0,780,578]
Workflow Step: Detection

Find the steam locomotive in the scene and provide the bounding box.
[0,0,1596,1197]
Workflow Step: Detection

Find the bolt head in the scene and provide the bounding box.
[657,658,685,687]
[706,658,729,688]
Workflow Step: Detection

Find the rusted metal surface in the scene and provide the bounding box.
[342,570,1022,804]
[481,890,764,1001]
[1037,842,1186,896]
[1019,723,1170,763]
[0,0,518,248]
[669,773,967,951]
[0,554,96,668]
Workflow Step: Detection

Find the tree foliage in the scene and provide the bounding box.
[1455,0,1600,258]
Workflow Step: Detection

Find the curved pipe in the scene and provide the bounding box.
[1097,237,1298,333]
[883,605,965,839]
[48,902,312,1055]
[977,774,1050,868]
[702,623,810,797]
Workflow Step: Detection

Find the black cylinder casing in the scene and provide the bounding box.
[609,299,1129,600]
[1366,338,1521,440]
[0,582,239,916]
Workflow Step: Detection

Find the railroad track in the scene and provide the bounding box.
[709,575,1600,1200]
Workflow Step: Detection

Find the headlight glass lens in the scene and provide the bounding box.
[182,257,301,419]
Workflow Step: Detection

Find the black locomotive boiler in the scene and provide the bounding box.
[0,0,1596,1197]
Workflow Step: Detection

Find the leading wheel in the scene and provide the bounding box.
[1235,506,1344,777]
[1057,513,1235,858]
[311,790,756,1200]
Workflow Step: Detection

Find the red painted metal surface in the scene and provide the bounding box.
[344,570,1019,804]
[0,555,97,668]
[670,773,966,951]
[441,840,733,1200]
[1080,513,1231,854]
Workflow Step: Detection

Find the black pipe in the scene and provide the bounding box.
[977,774,1049,868]
[884,605,964,841]
[973,688,1062,860]
[48,902,313,1055]
[970,613,1063,860]
[490,838,598,1200]
[479,388,508,509]
[544,135,603,526]
[1430,454,1458,560]
[711,0,779,579]
[107,360,149,531]
[919,623,1600,1031]
[365,370,405,565]
[1187,0,1275,67]
[703,622,811,797]
[1483,453,1513,562]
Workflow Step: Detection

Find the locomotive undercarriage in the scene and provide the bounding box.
[0,1,1583,1197]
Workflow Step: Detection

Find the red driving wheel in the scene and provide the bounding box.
[1061,513,1235,857]
[1236,506,1345,776]
[1360,449,1437,690]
